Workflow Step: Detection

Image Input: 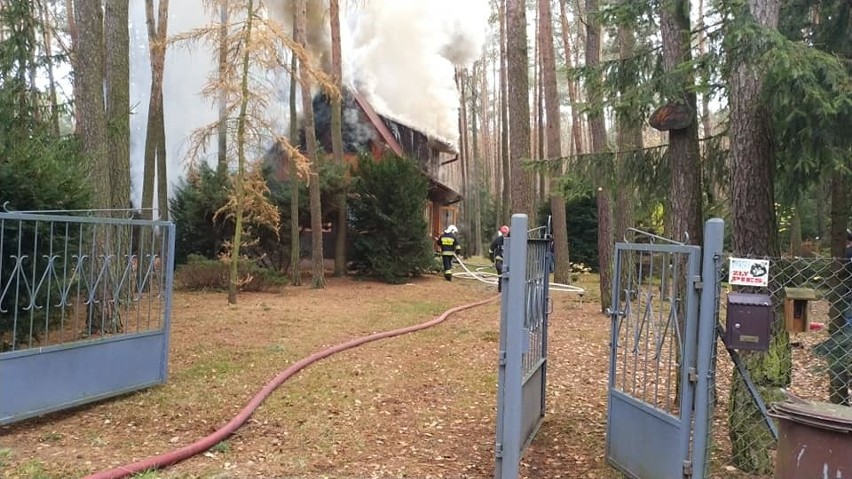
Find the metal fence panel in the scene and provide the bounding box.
[0,211,175,425]
[605,235,702,479]
[495,214,552,479]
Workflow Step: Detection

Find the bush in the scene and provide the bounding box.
[174,255,288,292]
[348,152,434,283]
[538,193,600,272]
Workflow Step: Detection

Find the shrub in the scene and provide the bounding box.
[174,255,287,292]
[348,152,434,283]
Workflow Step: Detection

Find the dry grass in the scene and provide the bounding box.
[0,272,644,478]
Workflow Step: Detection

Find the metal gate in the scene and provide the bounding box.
[0,209,175,425]
[606,219,724,479]
[495,214,553,479]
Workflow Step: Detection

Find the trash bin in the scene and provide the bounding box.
[770,400,852,479]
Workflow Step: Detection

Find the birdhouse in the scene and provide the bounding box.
[784,287,817,333]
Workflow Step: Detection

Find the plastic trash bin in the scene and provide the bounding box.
[769,400,852,479]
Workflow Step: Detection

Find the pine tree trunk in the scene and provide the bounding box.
[660,0,702,245]
[330,0,347,277]
[727,0,785,472]
[828,173,850,404]
[66,0,83,133]
[288,48,301,287]
[614,22,641,241]
[142,0,168,219]
[539,0,571,284]
[105,0,131,210]
[296,0,325,289]
[228,0,257,305]
[506,0,533,219]
[585,0,612,312]
[217,1,229,176]
[560,0,585,156]
[498,0,511,223]
[470,64,483,257]
[73,0,109,208]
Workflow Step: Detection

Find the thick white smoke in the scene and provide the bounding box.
[129,0,218,209]
[269,0,491,148]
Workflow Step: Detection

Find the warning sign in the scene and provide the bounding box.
[728,258,770,287]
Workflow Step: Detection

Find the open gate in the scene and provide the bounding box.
[606,220,724,479]
[494,214,553,479]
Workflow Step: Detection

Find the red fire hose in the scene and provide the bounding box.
[84,294,499,479]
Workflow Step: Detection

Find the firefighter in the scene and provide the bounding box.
[437,225,461,281]
[489,225,510,292]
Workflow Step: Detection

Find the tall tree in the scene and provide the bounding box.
[539,0,572,284]
[585,0,613,311]
[329,0,347,277]
[142,0,169,219]
[660,0,703,244]
[73,0,109,208]
[216,1,228,176]
[498,0,511,223]
[36,0,60,136]
[289,44,301,287]
[726,0,786,472]
[506,0,533,219]
[614,9,642,241]
[470,63,483,256]
[295,0,325,289]
[558,0,584,157]
[105,0,131,209]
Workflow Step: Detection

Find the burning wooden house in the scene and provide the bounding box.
[274,89,464,257]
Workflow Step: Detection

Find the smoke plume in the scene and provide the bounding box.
[268,0,491,148]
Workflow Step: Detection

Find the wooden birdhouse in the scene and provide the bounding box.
[784,287,817,333]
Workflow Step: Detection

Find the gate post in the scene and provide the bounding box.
[495,214,529,479]
[693,218,725,478]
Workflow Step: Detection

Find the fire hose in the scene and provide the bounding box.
[451,254,586,294]
[83,295,499,479]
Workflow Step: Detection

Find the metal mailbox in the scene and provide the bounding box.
[725,293,773,351]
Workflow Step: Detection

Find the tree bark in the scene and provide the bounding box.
[143,0,169,219]
[295,0,325,289]
[828,173,849,404]
[727,0,786,473]
[66,0,83,133]
[585,0,612,312]
[507,0,533,219]
[330,0,347,277]
[498,0,511,224]
[228,0,257,305]
[660,0,702,245]
[470,64,483,257]
[217,1,228,176]
[289,48,301,287]
[539,0,571,284]
[614,20,641,241]
[73,0,109,208]
[105,0,131,210]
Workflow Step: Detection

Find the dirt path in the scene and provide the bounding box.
[1,275,615,479]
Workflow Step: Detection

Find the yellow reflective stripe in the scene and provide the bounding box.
[440,238,455,246]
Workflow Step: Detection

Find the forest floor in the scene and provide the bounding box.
[1,265,765,479]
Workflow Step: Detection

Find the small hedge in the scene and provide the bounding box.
[174,255,288,292]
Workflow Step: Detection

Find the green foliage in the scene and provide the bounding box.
[174,254,287,292]
[348,152,434,283]
[170,163,232,265]
[538,193,600,272]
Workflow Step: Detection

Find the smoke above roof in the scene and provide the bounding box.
[267,0,490,148]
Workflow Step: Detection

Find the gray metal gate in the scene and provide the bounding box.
[606,219,724,479]
[495,214,553,479]
[0,209,175,425]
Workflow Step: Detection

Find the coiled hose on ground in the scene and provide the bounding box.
[451,254,586,294]
[83,294,499,479]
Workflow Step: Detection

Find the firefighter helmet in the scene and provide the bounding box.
[446,225,458,234]
[499,225,510,235]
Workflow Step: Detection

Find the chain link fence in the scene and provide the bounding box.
[707,255,852,477]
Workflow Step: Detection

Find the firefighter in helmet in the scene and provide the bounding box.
[489,225,510,292]
[437,225,461,281]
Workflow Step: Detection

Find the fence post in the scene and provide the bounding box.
[693,218,725,478]
[495,213,529,479]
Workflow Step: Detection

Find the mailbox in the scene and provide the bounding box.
[725,293,773,351]
[783,287,817,333]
